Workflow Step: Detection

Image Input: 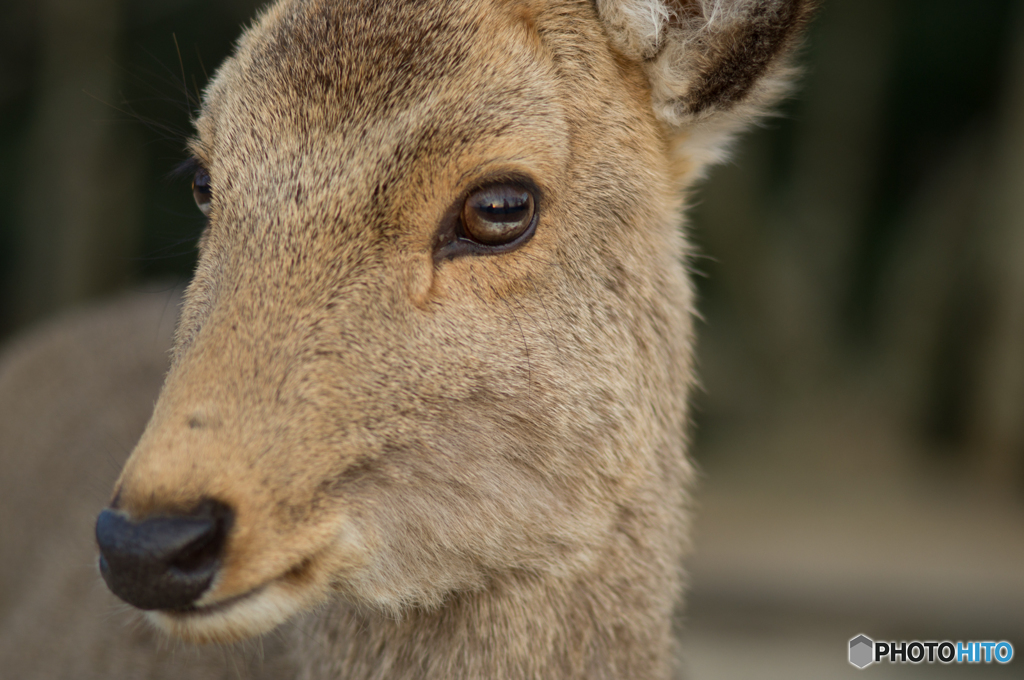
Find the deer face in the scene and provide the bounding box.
[96,0,810,645]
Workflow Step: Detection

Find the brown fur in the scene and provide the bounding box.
[0,0,812,677]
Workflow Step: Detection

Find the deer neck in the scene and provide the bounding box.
[293,565,678,680]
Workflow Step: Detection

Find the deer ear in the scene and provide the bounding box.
[596,0,815,170]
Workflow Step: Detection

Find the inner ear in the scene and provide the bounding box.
[597,0,816,125]
[664,0,814,117]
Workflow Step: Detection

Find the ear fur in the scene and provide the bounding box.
[596,0,816,172]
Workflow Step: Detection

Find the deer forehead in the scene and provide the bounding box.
[194,0,627,187]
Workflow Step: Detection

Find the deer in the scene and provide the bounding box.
[0,0,812,677]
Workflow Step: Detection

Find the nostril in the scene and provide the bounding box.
[96,499,233,611]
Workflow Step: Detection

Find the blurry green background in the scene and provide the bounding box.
[1,0,1022,677]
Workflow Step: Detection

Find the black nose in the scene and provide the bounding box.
[95,499,233,611]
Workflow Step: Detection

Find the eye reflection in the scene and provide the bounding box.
[192,167,212,217]
[461,184,535,246]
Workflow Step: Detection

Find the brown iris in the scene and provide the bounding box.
[460,184,535,246]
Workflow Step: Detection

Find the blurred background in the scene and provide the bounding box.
[0,0,1022,677]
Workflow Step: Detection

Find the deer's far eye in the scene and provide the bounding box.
[192,167,213,217]
[460,184,536,246]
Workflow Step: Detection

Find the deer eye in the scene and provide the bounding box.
[460,184,536,246]
[192,167,213,217]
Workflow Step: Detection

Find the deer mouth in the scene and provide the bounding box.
[169,582,268,616]
[146,557,324,643]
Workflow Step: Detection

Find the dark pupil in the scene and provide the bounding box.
[472,188,528,222]
[193,169,211,195]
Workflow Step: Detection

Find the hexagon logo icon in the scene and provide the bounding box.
[849,635,874,668]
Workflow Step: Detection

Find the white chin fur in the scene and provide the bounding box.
[146,579,318,644]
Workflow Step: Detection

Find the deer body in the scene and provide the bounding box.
[0,1,811,677]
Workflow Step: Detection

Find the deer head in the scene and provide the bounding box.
[95,0,812,659]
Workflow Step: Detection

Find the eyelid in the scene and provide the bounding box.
[172,156,205,180]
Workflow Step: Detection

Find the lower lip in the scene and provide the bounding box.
[166,582,267,617]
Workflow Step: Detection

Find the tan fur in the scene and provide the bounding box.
[0,0,811,677]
